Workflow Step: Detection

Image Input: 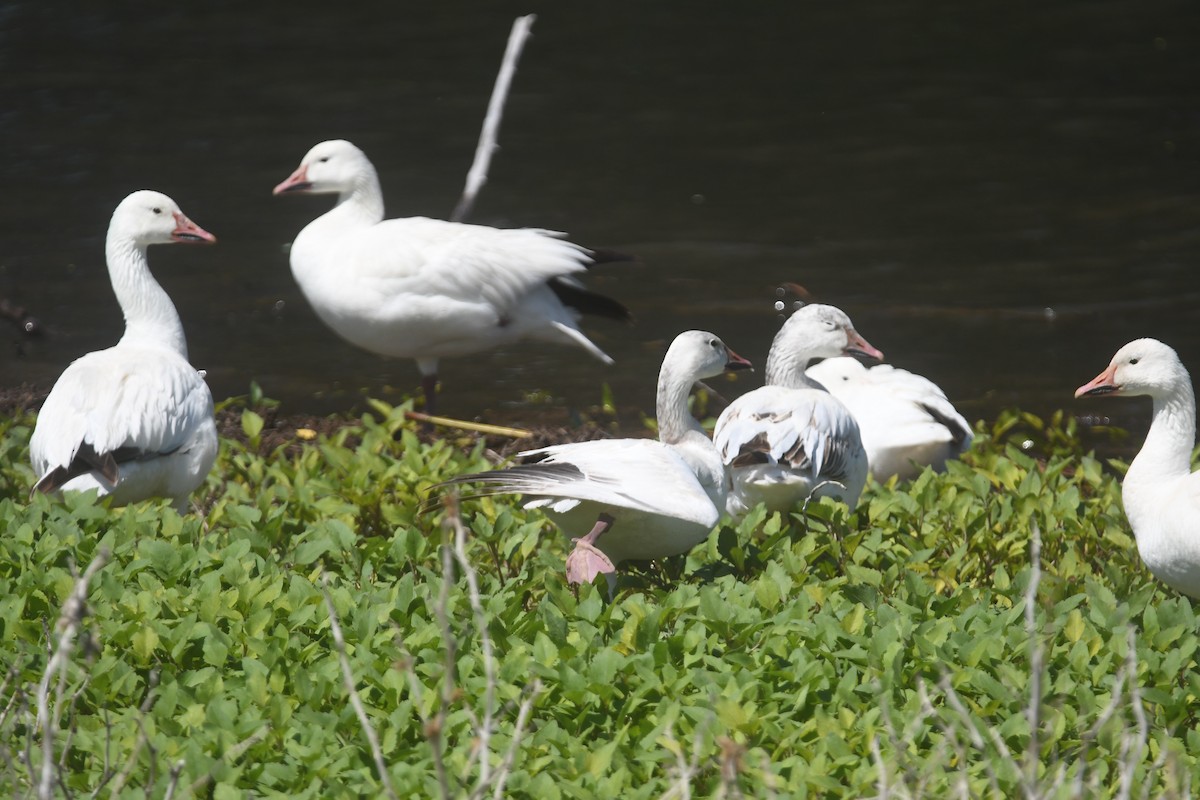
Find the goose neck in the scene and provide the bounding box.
[1130,383,1197,483]
[766,349,819,389]
[105,235,188,357]
[656,367,705,445]
[333,167,385,224]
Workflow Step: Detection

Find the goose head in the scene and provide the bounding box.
[666,330,753,383]
[273,139,374,196]
[110,190,216,247]
[1075,338,1191,401]
[779,304,882,361]
[766,304,882,385]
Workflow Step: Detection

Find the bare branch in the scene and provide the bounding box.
[163,759,186,800]
[59,675,93,773]
[1117,627,1148,800]
[1023,520,1043,795]
[36,549,109,800]
[393,634,451,800]
[0,656,25,739]
[101,667,161,798]
[450,15,536,223]
[445,495,497,792]
[869,735,891,800]
[657,709,714,800]
[485,679,542,800]
[321,576,399,800]
[431,524,458,792]
[657,718,693,800]
[180,725,269,799]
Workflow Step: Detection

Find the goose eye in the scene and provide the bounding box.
[318,156,331,163]
[1129,357,1140,365]
[709,339,720,348]
[152,207,162,215]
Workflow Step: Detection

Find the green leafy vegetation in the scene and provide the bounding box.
[0,401,1197,797]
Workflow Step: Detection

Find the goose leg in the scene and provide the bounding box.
[417,357,440,416]
[566,513,616,586]
[421,374,439,416]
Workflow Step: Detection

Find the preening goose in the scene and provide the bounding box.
[273,139,631,414]
[806,357,973,482]
[442,330,752,590]
[713,304,882,519]
[29,190,219,513]
[1076,338,1200,598]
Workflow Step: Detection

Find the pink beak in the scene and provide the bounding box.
[171,212,216,244]
[273,164,311,195]
[845,330,884,363]
[724,347,754,372]
[1075,364,1120,398]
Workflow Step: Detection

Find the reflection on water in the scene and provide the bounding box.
[1,3,1198,439]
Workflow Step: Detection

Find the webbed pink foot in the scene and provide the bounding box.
[565,513,616,586]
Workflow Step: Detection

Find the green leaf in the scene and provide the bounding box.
[293,537,334,565]
[242,409,264,442]
[132,626,160,661]
[203,635,230,667]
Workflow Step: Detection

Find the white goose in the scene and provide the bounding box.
[273,139,631,414]
[443,331,752,590]
[713,304,882,519]
[1075,338,1200,598]
[806,357,973,482]
[29,190,219,513]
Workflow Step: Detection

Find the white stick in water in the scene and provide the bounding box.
[451,14,537,223]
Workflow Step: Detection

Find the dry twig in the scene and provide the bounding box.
[405,411,531,439]
[451,15,536,223]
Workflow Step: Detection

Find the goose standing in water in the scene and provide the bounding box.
[806,357,973,482]
[273,139,631,414]
[713,304,882,519]
[30,191,219,513]
[442,331,751,591]
[1076,338,1200,598]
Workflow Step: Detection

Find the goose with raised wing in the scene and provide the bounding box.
[806,357,973,482]
[1075,338,1200,598]
[29,191,219,513]
[273,139,631,414]
[442,330,752,590]
[713,304,882,519]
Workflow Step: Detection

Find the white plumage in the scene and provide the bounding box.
[1076,338,1200,598]
[806,357,973,481]
[713,304,882,519]
[29,190,218,512]
[444,330,752,589]
[273,139,630,413]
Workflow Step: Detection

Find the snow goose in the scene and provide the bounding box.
[1075,338,1200,598]
[442,330,752,590]
[713,304,882,519]
[806,357,973,482]
[29,190,219,513]
[273,139,631,414]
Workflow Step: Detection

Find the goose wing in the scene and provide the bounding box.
[31,347,214,491]
[346,217,592,314]
[713,385,865,482]
[442,438,719,528]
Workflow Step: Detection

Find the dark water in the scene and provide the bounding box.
[2,2,1198,437]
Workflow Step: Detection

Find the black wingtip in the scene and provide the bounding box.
[32,443,123,497]
[548,278,634,324]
